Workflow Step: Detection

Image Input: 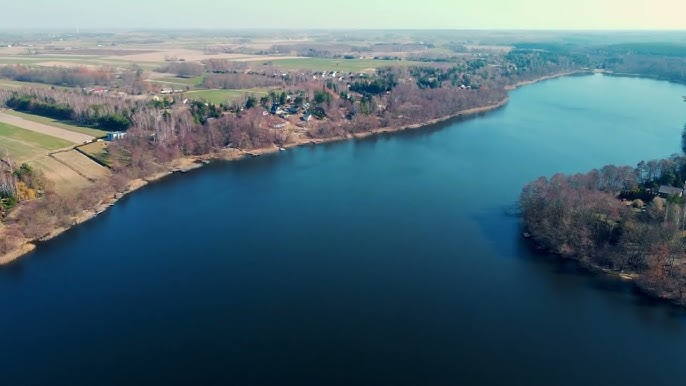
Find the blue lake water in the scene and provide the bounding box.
[2,74,686,385]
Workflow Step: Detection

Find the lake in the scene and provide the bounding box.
[2,74,686,386]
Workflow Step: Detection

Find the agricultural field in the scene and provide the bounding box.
[254,57,426,72]
[0,121,108,193]
[0,121,73,162]
[0,78,58,89]
[52,150,109,181]
[3,110,108,138]
[30,156,92,194]
[78,141,111,167]
[0,112,93,143]
[151,75,205,87]
[185,88,270,104]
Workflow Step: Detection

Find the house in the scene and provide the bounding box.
[106,131,126,141]
[301,114,312,122]
[658,185,683,197]
[270,103,284,115]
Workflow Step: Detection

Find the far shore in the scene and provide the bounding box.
[0,71,578,266]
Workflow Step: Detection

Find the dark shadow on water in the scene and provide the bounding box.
[472,205,686,319]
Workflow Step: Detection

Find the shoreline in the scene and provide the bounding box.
[0,71,575,266]
[504,70,585,90]
[524,236,685,307]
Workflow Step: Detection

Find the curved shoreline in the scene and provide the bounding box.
[0,71,578,266]
[522,236,686,307]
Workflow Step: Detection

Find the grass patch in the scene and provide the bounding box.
[0,58,45,65]
[0,122,72,150]
[0,135,43,162]
[0,122,73,162]
[255,57,426,72]
[0,78,60,89]
[78,141,111,167]
[3,110,108,137]
[30,156,91,194]
[154,75,205,87]
[185,88,269,105]
[53,150,109,180]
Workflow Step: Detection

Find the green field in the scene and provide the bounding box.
[154,75,205,87]
[0,78,59,89]
[3,110,108,138]
[0,58,45,65]
[254,57,426,72]
[78,141,111,167]
[0,122,73,162]
[185,88,269,104]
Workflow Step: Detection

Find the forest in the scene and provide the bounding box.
[0,65,113,87]
[520,150,686,305]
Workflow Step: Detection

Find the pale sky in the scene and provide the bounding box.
[3,0,685,30]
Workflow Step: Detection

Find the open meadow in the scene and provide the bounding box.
[0,121,73,161]
[3,110,108,138]
[0,120,108,193]
[254,57,426,72]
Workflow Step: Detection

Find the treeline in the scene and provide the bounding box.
[157,62,204,78]
[0,162,48,219]
[503,49,592,84]
[508,42,686,85]
[202,59,249,74]
[520,156,686,305]
[1,89,132,131]
[2,181,117,255]
[381,81,507,125]
[603,55,686,84]
[349,77,395,95]
[0,65,113,87]
[203,73,281,89]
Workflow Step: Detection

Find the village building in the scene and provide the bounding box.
[657,185,684,198]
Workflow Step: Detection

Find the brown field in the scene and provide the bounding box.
[52,150,110,181]
[0,47,29,55]
[30,156,92,193]
[232,55,301,62]
[108,48,300,63]
[33,61,106,69]
[41,48,157,56]
[465,44,513,52]
[0,112,93,144]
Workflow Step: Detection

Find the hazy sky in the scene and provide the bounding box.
[4,0,686,30]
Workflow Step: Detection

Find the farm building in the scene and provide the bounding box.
[106,131,126,141]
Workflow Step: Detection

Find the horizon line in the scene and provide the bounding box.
[1,27,686,33]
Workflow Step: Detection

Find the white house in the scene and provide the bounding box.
[107,131,126,141]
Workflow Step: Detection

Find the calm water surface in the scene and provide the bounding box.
[2,75,686,385]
